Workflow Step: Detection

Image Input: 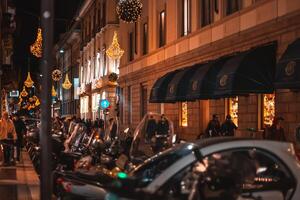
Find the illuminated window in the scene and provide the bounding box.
[181,102,188,127]
[182,0,191,36]
[228,97,238,126]
[263,94,275,127]
[159,10,166,47]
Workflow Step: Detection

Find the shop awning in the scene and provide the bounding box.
[214,43,277,98]
[186,57,231,100]
[149,70,180,103]
[275,38,300,89]
[164,65,200,102]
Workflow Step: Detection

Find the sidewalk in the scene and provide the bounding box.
[0,151,40,200]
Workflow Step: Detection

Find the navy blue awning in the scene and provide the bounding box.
[149,70,180,103]
[275,38,300,89]
[214,43,277,98]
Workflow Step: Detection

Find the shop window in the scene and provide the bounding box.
[263,93,275,128]
[227,97,238,126]
[159,10,166,47]
[180,102,188,127]
[226,0,242,16]
[142,23,148,55]
[182,0,191,36]
[200,0,213,27]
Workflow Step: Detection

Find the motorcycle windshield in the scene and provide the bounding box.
[130,112,175,160]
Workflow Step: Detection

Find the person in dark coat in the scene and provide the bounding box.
[266,117,286,141]
[13,114,26,162]
[109,118,117,140]
[157,114,169,136]
[146,115,157,141]
[221,115,238,136]
[205,114,221,137]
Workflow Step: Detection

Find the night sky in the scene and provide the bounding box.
[13,0,83,86]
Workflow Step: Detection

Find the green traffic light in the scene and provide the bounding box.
[117,172,128,179]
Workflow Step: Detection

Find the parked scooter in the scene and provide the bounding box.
[53,113,176,200]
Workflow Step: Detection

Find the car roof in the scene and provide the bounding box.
[193,137,254,148]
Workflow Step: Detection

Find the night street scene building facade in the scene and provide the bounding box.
[1,0,300,199]
[67,0,300,144]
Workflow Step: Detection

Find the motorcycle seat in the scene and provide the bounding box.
[75,170,114,184]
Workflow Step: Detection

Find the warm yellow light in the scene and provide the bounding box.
[181,102,188,127]
[35,98,40,106]
[24,72,34,88]
[30,28,42,58]
[229,97,238,126]
[20,86,28,97]
[263,94,275,127]
[62,73,72,90]
[52,85,57,97]
[106,31,124,60]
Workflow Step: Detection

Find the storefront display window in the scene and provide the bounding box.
[228,97,238,126]
[263,94,275,127]
[181,102,188,127]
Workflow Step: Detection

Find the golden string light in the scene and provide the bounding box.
[52,85,57,97]
[106,31,124,60]
[20,86,28,97]
[30,28,42,58]
[117,0,142,23]
[62,73,72,90]
[24,72,34,88]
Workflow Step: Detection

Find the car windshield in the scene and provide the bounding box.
[129,143,195,188]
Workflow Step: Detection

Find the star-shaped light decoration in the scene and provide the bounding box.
[52,69,62,81]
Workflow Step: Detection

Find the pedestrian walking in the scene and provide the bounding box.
[205,114,221,137]
[266,117,286,141]
[0,112,17,166]
[12,114,26,162]
[221,115,238,136]
[109,118,117,140]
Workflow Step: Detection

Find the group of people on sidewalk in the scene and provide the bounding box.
[145,114,170,142]
[0,111,26,166]
[202,113,287,142]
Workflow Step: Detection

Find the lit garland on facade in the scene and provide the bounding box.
[30,28,42,58]
[62,73,72,90]
[24,72,34,88]
[106,31,124,60]
[116,0,142,23]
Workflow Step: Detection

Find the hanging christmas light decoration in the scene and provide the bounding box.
[116,0,142,23]
[30,28,42,58]
[35,98,41,106]
[24,72,34,88]
[52,69,62,81]
[20,86,28,97]
[106,31,124,60]
[52,85,57,97]
[62,73,72,90]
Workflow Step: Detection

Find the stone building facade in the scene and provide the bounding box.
[78,0,121,121]
[117,0,300,142]
[54,29,81,118]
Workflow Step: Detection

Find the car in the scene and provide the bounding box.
[106,137,300,200]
